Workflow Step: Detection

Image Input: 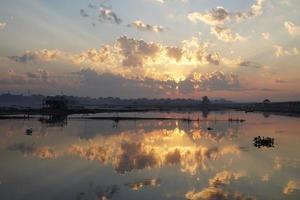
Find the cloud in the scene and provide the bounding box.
[125,179,160,191]
[185,187,227,200]
[283,180,300,195]
[9,49,62,63]
[188,7,230,25]
[0,69,53,85]
[10,36,252,84]
[185,187,256,200]
[210,26,246,42]
[186,169,253,200]
[237,61,262,68]
[249,0,266,17]
[0,68,245,98]
[164,149,181,165]
[115,142,159,174]
[273,45,299,57]
[69,144,108,163]
[73,36,225,72]
[166,46,183,61]
[0,21,6,29]
[128,20,164,32]
[208,170,245,187]
[96,185,120,200]
[67,127,244,175]
[117,36,161,67]
[80,9,89,17]
[261,174,270,182]
[99,7,122,24]
[8,143,58,159]
[191,71,243,91]
[234,0,266,22]
[188,0,266,25]
[275,79,288,84]
[154,0,187,3]
[261,32,270,40]
[284,21,300,36]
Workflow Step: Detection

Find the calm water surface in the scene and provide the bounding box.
[0,111,299,200]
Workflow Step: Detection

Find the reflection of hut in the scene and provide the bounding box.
[39,114,68,127]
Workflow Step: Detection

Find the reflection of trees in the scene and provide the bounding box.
[202,109,210,118]
[7,143,57,159]
[73,119,243,142]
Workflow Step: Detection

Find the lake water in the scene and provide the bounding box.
[0,111,299,200]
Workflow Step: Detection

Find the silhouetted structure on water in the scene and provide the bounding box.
[253,136,275,148]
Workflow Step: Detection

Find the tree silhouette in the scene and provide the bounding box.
[202,96,210,105]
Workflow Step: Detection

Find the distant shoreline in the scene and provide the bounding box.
[0,103,300,118]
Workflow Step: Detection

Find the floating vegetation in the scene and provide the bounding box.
[253,136,275,148]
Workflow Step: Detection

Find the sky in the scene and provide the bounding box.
[0,0,300,101]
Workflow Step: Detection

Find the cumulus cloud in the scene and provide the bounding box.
[283,180,300,195]
[188,7,229,25]
[188,0,266,25]
[99,7,122,24]
[10,36,252,84]
[164,149,181,165]
[5,36,257,95]
[186,169,253,200]
[9,49,62,63]
[284,21,300,36]
[275,79,288,84]
[125,178,160,191]
[0,69,53,85]
[117,36,160,67]
[80,9,89,17]
[208,170,245,187]
[261,32,270,40]
[165,46,183,61]
[67,127,244,175]
[154,0,187,3]
[69,144,108,163]
[115,142,159,174]
[72,36,229,73]
[234,0,266,22]
[96,185,120,200]
[185,187,256,200]
[190,71,243,91]
[210,26,245,42]
[26,69,50,82]
[0,21,6,29]
[273,45,299,57]
[261,174,270,182]
[249,0,266,17]
[128,20,164,32]
[8,143,58,159]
